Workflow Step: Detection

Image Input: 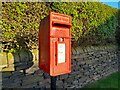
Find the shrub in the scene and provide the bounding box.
[1,2,119,52]
[2,2,51,52]
[51,2,119,46]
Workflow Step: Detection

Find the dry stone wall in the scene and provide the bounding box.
[1,45,119,89]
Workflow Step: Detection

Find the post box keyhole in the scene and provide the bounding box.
[58,38,64,42]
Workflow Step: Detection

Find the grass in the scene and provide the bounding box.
[83,72,120,89]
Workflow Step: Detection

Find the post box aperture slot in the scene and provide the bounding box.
[52,21,71,28]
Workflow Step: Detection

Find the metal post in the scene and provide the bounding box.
[51,76,57,90]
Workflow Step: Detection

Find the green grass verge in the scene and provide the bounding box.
[83,72,120,89]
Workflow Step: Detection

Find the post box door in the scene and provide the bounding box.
[50,37,71,76]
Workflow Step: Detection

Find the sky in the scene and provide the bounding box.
[102,2,119,9]
[99,0,120,9]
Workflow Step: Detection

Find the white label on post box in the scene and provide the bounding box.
[58,43,65,63]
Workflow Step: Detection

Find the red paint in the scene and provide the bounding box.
[39,12,71,76]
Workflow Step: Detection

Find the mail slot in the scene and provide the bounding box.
[39,12,71,76]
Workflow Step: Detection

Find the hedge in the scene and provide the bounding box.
[2,2,51,52]
[1,2,119,52]
[51,2,118,46]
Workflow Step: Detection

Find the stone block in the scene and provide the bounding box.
[26,66,39,74]
[2,78,16,88]
[1,52,8,68]
[13,53,20,63]
[2,72,12,78]
[72,71,81,77]
[12,77,22,85]
[34,84,46,88]
[20,82,38,88]
[8,53,14,65]
[72,80,79,85]
[43,72,50,79]
[2,77,11,83]
[45,85,50,88]
[79,76,87,83]
[42,78,50,84]
[65,78,73,84]
[0,83,2,90]
[2,65,15,72]
[21,74,44,86]
[80,61,86,65]
[84,71,90,75]
[15,61,33,71]
[19,49,30,62]
[76,74,82,79]
[56,81,63,87]
[93,74,100,80]
[10,71,24,79]
[59,74,68,80]
[34,70,44,76]
[85,78,92,83]
[0,75,2,83]
[31,49,38,61]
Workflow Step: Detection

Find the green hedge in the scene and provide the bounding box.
[51,2,118,46]
[2,2,51,52]
[115,10,120,46]
[1,2,119,52]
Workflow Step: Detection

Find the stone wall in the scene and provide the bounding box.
[1,45,119,89]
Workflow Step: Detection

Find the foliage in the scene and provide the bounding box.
[115,9,120,46]
[2,2,51,52]
[51,2,119,46]
[1,2,119,52]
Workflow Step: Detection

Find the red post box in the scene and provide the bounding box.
[39,12,71,76]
